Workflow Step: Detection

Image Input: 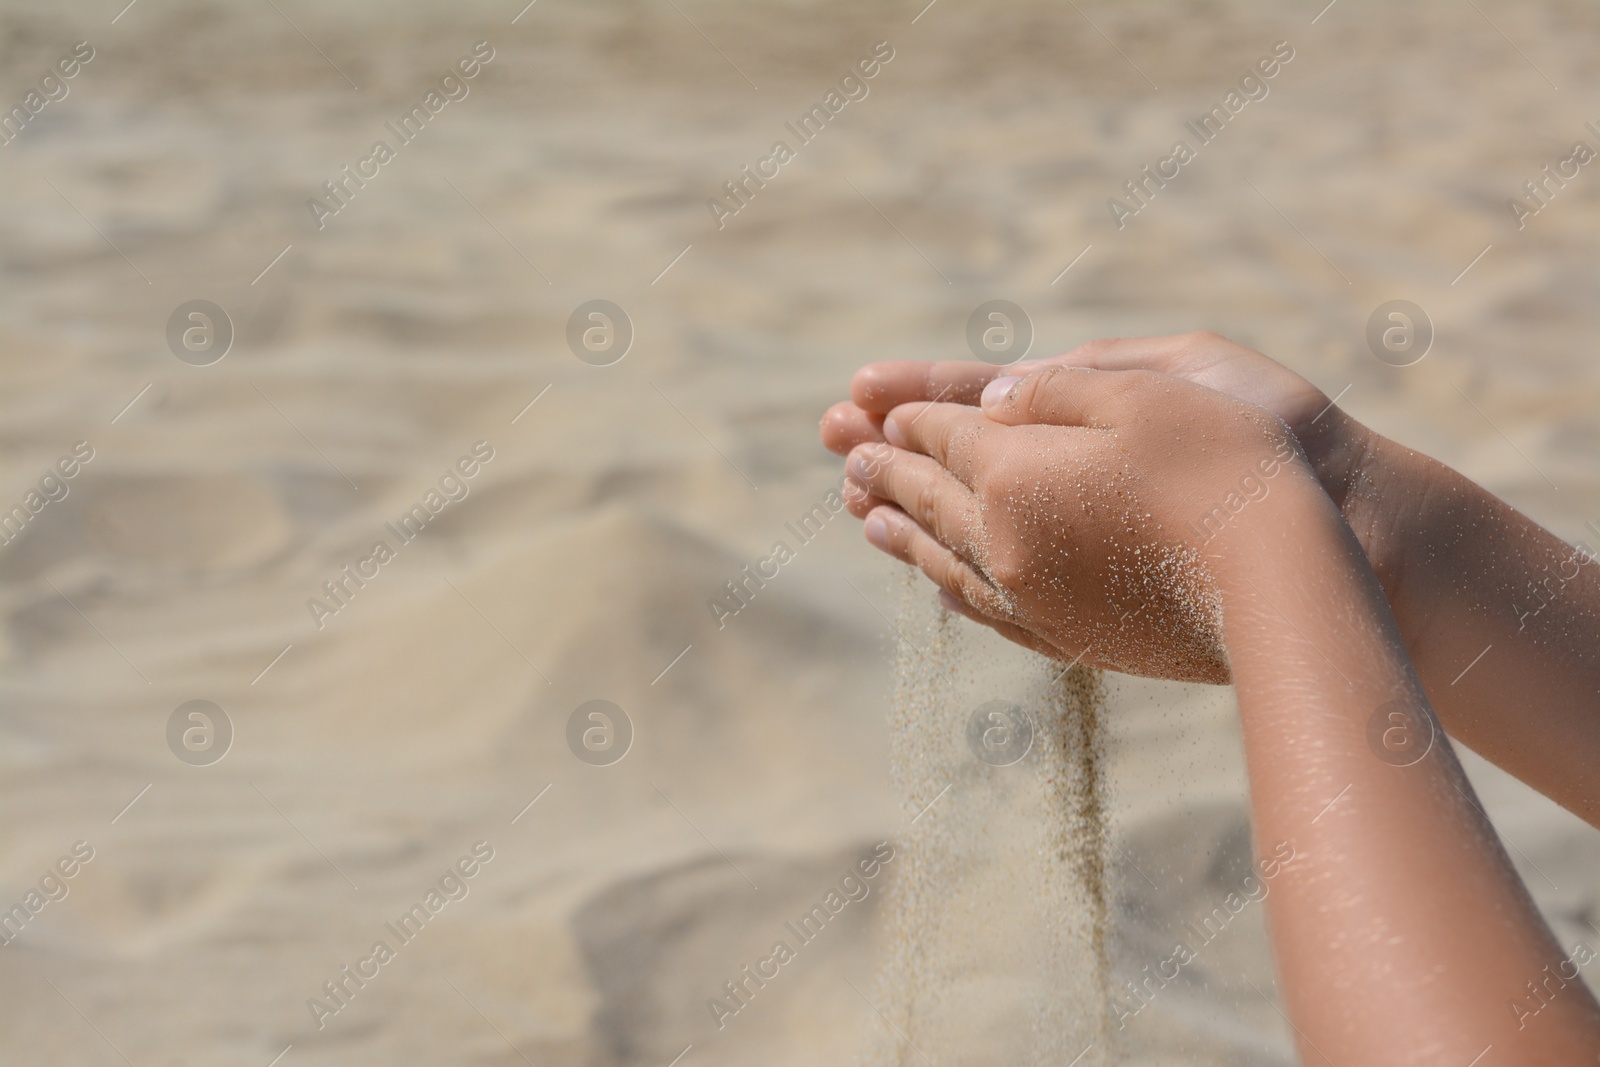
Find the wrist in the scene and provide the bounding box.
[1206,466,1351,600]
[1288,405,1375,521]
[1290,407,1411,599]
[1207,472,1396,695]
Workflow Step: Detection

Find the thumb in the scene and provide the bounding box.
[980,365,1133,427]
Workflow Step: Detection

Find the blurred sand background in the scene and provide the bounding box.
[2,0,1599,1063]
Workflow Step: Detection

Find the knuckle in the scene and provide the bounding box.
[954,567,1001,615]
[1009,367,1057,411]
[910,479,941,529]
[889,531,918,565]
[940,429,978,476]
[973,455,1016,509]
[869,441,896,472]
[931,551,964,593]
[925,545,982,606]
[1179,330,1233,359]
[878,512,913,557]
[1105,368,1159,410]
[986,554,1025,590]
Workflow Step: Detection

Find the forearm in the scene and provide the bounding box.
[1217,476,1600,1064]
[1304,410,1600,824]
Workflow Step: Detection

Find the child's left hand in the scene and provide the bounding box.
[846,365,1319,683]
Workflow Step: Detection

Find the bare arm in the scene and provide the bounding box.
[1214,454,1600,1064]
[1329,422,1600,825]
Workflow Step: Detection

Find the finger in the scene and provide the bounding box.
[851,361,1011,413]
[849,335,1233,418]
[937,589,1064,662]
[878,402,989,485]
[841,475,887,519]
[1012,333,1221,377]
[980,365,1148,429]
[849,444,983,555]
[820,401,885,456]
[850,335,1221,417]
[863,506,1006,616]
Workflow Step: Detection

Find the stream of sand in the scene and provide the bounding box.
[865,575,1115,1065]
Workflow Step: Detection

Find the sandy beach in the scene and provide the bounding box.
[2,0,1598,1063]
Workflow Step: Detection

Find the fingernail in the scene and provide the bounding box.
[938,589,963,612]
[882,413,907,448]
[1010,359,1044,372]
[981,376,1021,410]
[864,513,890,549]
[847,448,870,479]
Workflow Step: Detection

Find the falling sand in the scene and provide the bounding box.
[862,572,1116,1066]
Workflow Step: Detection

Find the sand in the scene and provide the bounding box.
[863,577,1113,1066]
[2,1,1599,1064]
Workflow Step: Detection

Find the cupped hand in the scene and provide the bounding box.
[845,365,1321,684]
[821,332,1358,520]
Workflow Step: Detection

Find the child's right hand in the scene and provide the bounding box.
[848,364,1331,683]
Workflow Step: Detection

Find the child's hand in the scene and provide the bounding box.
[831,332,1329,434]
[824,331,1361,527]
[847,364,1318,683]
